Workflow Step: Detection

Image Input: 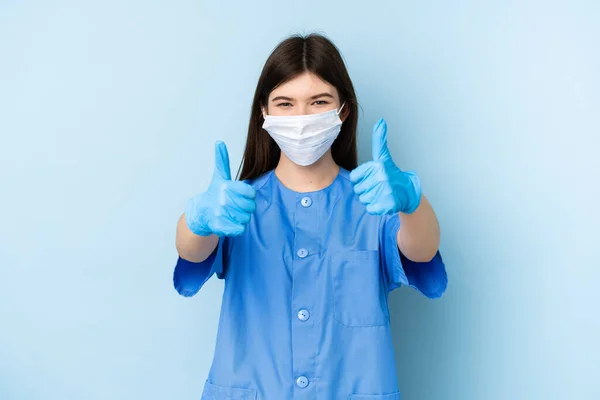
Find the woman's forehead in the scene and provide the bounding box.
[269,72,337,100]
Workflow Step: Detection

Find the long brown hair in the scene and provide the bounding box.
[237,33,359,181]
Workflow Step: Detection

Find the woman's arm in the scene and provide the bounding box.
[176,214,219,263]
[348,119,440,262]
[397,195,440,262]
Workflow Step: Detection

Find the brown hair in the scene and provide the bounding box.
[237,33,359,181]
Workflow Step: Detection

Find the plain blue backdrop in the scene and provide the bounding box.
[1,1,598,399]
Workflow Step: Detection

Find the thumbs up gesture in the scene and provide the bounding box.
[349,119,422,215]
[185,141,257,237]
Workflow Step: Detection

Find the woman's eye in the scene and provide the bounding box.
[313,100,329,106]
[277,102,293,108]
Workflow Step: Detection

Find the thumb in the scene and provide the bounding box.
[213,141,231,180]
[372,118,390,161]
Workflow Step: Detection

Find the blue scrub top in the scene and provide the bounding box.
[174,168,447,400]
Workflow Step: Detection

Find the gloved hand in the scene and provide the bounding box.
[185,141,256,237]
[349,118,422,215]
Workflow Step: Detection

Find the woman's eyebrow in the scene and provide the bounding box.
[310,93,334,100]
[271,93,335,102]
[271,96,294,102]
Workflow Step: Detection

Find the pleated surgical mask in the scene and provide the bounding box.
[262,103,345,166]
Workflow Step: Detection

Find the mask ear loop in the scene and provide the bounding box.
[336,102,346,116]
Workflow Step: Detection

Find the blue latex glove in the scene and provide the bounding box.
[349,118,422,215]
[185,141,256,237]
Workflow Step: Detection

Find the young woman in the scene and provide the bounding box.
[174,34,447,400]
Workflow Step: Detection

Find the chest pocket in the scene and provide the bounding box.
[201,381,257,400]
[332,250,389,327]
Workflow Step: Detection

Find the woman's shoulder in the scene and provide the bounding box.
[241,170,274,192]
[337,167,351,182]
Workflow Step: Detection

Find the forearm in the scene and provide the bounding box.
[396,195,440,262]
[176,214,219,263]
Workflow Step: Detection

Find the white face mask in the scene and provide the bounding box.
[262,103,345,166]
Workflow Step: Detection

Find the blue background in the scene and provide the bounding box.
[1,1,598,399]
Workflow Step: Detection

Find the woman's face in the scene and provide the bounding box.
[265,72,345,118]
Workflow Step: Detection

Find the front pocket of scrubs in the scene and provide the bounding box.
[349,392,401,399]
[333,250,389,327]
[201,381,257,400]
